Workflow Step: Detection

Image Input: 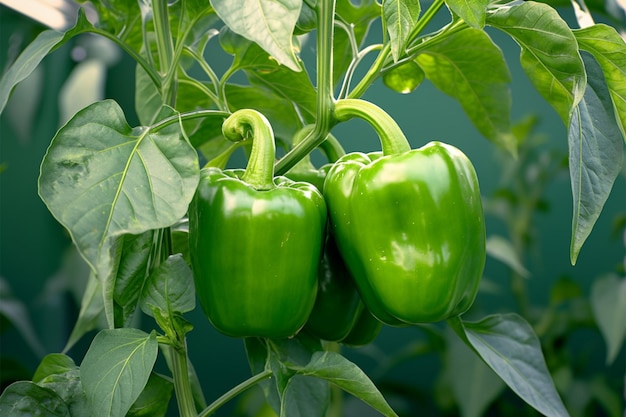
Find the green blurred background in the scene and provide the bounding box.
[1,2,624,416]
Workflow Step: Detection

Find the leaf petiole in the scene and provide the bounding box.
[197,370,273,417]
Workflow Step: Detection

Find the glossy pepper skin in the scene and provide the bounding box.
[323,141,486,325]
[341,308,382,347]
[286,128,380,344]
[303,235,365,341]
[189,110,327,338]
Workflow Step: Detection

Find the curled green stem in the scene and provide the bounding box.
[222,109,276,190]
[334,99,411,155]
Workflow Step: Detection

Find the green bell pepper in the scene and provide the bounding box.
[341,308,382,347]
[287,126,382,344]
[189,110,327,338]
[323,100,486,325]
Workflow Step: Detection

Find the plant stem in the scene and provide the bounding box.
[197,370,273,417]
[347,43,390,99]
[152,0,176,106]
[274,0,336,176]
[150,109,230,132]
[169,342,198,417]
[348,0,445,99]
[88,27,161,88]
[406,0,446,48]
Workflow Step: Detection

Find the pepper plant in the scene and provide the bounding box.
[0,0,624,416]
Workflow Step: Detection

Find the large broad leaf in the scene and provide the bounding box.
[280,376,329,417]
[294,351,399,417]
[0,11,92,114]
[487,1,586,125]
[38,99,199,276]
[127,372,173,417]
[448,314,569,417]
[415,28,515,153]
[383,0,421,61]
[33,354,89,417]
[210,0,302,71]
[220,29,317,124]
[80,328,158,417]
[590,274,626,365]
[574,24,626,139]
[444,331,505,417]
[445,0,489,29]
[0,381,70,417]
[568,52,624,264]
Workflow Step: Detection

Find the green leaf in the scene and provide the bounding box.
[210,0,303,71]
[81,0,143,52]
[135,62,164,126]
[33,354,90,417]
[445,331,505,417]
[0,381,70,417]
[295,351,399,417]
[383,0,421,61]
[0,278,46,357]
[568,52,624,264]
[219,29,316,125]
[445,0,489,29]
[80,328,159,417]
[416,28,515,153]
[127,372,174,417]
[487,1,586,125]
[139,253,196,317]
[486,235,530,277]
[0,10,92,114]
[574,24,626,140]
[448,314,569,417]
[590,274,626,365]
[113,232,154,326]
[245,334,326,415]
[333,0,381,86]
[280,375,330,417]
[383,61,426,94]
[382,61,425,94]
[38,99,200,277]
[245,338,281,412]
[64,273,105,352]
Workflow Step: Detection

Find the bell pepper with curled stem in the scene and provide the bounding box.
[188,109,327,338]
[323,99,486,325]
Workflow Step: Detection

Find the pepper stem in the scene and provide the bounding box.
[334,99,411,156]
[222,109,276,190]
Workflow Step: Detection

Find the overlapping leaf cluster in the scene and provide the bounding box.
[0,0,624,416]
